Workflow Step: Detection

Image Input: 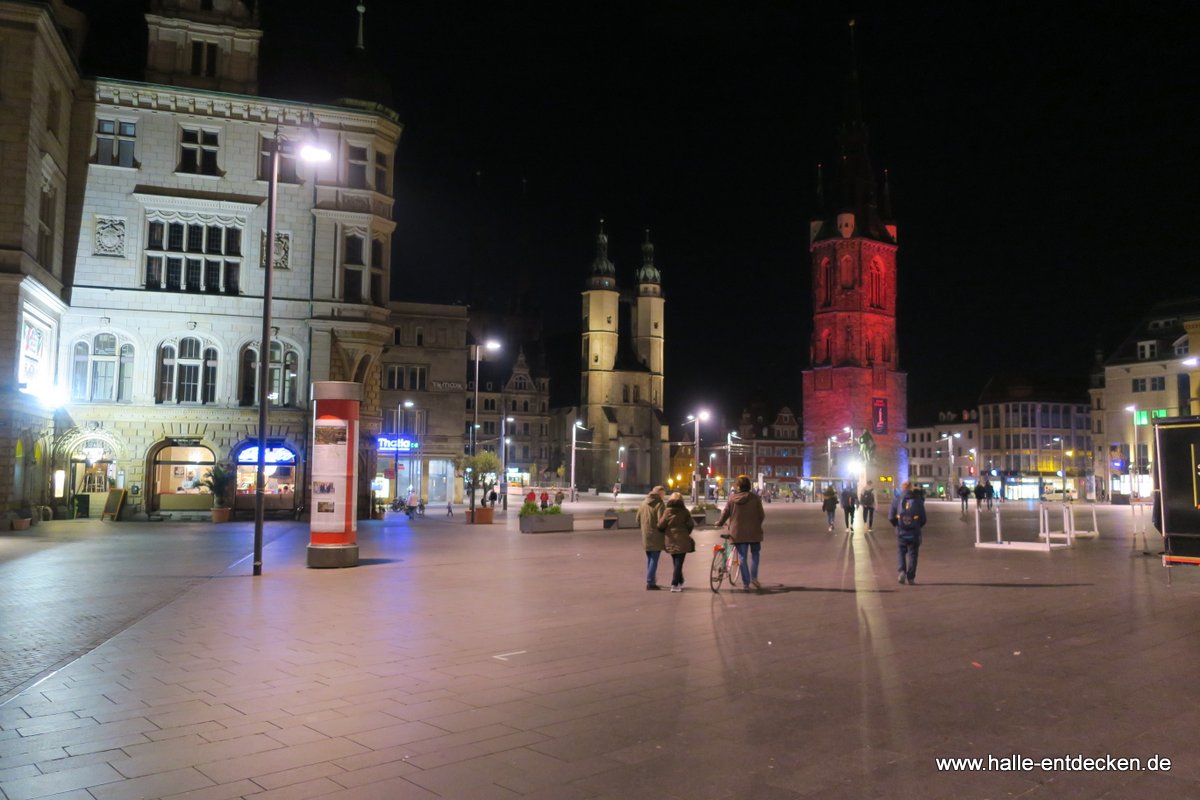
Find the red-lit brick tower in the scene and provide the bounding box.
[802,21,908,489]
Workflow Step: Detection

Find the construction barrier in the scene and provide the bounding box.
[974,504,1070,552]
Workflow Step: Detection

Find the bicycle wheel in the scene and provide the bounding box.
[727,550,740,587]
[709,548,726,592]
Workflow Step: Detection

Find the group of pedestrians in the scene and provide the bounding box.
[638,475,765,592]
[820,481,877,534]
[956,480,996,514]
[638,476,927,590]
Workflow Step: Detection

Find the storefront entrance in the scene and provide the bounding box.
[150,444,215,513]
[233,444,298,517]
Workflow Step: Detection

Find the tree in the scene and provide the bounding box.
[457,451,501,511]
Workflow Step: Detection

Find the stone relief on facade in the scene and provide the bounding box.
[94,217,126,257]
[260,231,290,269]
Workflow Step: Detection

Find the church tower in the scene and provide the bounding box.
[581,221,619,409]
[802,20,908,488]
[632,230,665,410]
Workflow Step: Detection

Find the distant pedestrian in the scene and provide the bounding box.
[889,480,927,585]
[821,486,838,531]
[525,489,536,505]
[717,475,766,591]
[488,488,498,507]
[555,489,565,506]
[984,481,995,510]
[973,482,985,511]
[613,483,621,500]
[658,492,696,592]
[540,490,549,509]
[957,482,970,514]
[637,486,667,590]
[859,481,876,532]
[446,500,454,516]
[840,485,858,533]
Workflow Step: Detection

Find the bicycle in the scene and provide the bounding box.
[709,533,741,592]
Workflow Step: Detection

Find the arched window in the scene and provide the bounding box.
[839,255,855,289]
[238,341,301,407]
[515,376,527,390]
[71,333,135,402]
[868,258,884,308]
[157,336,216,404]
[622,385,630,402]
[633,385,640,403]
[821,258,833,306]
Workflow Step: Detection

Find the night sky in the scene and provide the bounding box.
[76,1,1200,431]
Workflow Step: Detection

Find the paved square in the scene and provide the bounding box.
[3,500,1198,798]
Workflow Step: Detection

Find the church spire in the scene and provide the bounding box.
[586,218,616,289]
[636,228,661,285]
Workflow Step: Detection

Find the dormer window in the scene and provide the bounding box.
[1137,341,1157,360]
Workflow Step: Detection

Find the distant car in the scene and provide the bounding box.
[1042,488,1077,502]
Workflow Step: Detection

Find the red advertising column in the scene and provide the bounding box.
[308,381,361,568]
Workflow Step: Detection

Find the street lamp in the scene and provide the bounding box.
[500,416,513,510]
[570,419,588,501]
[687,411,709,503]
[254,123,329,577]
[940,432,961,495]
[1125,404,1139,498]
[471,340,501,455]
[827,426,852,479]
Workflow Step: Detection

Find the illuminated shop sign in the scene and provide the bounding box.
[238,446,296,464]
[377,436,419,452]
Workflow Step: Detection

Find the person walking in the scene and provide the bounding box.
[717,475,766,591]
[973,481,985,512]
[658,492,696,592]
[839,484,858,533]
[540,490,550,509]
[446,500,454,516]
[957,482,970,515]
[821,485,838,532]
[889,480,927,585]
[637,486,667,590]
[525,488,536,505]
[859,481,876,532]
[984,481,995,510]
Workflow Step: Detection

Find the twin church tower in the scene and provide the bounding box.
[577,225,670,492]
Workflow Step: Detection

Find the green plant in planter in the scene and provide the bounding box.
[200,463,236,508]
[519,501,563,517]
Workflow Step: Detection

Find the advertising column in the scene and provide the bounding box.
[308,381,361,568]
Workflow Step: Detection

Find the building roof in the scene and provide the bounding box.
[1104,296,1200,367]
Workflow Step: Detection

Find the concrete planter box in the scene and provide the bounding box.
[520,513,574,533]
[467,507,494,524]
[705,509,722,525]
[602,510,638,529]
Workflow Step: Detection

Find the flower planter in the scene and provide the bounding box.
[211,507,232,523]
[468,507,494,524]
[11,517,31,531]
[520,513,574,533]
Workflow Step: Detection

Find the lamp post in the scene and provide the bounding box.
[687,411,709,504]
[1125,404,1139,498]
[569,419,587,501]
[500,416,513,510]
[940,431,961,496]
[471,340,501,456]
[726,431,734,495]
[254,124,329,577]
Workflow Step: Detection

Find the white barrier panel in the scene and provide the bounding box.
[975,504,1070,551]
[1070,504,1100,539]
[1037,503,1074,544]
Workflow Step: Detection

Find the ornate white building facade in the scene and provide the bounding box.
[2,0,400,518]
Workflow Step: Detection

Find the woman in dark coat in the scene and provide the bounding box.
[717,475,766,590]
[658,492,696,592]
[821,486,838,532]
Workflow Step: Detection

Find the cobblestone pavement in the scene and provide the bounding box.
[2,501,1199,799]
[0,520,296,702]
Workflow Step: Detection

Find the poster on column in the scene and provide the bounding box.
[312,419,351,532]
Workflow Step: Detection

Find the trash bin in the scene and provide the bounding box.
[72,494,89,519]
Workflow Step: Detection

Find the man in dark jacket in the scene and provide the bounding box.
[889,481,927,585]
[717,475,766,591]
